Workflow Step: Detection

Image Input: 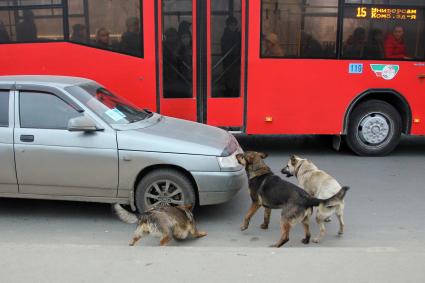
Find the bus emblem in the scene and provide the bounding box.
[370,64,400,80]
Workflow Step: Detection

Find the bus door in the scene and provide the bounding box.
[158,0,246,129]
[159,0,198,122]
[206,0,245,130]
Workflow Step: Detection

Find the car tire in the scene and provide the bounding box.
[135,169,196,212]
[346,100,402,156]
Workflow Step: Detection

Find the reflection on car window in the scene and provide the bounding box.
[0,91,9,127]
[66,83,151,125]
[20,91,82,129]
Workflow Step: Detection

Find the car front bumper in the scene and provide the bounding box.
[191,167,248,206]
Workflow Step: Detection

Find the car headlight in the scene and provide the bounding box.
[217,146,244,171]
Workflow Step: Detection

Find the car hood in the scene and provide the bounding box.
[116,115,232,156]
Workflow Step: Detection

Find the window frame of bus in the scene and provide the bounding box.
[259,0,340,59]
[0,0,144,59]
[341,3,425,61]
[0,2,65,43]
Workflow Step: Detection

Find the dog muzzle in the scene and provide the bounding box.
[281,166,293,178]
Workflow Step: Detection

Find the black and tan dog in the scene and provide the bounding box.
[236,151,349,248]
[113,204,207,246]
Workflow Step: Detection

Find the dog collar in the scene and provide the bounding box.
[294,160,306,179]
[248,168,272,180]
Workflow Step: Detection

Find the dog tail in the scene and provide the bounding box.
[308,186,350,207]
[113,203,139,224]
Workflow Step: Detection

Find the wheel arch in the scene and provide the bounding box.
[343,89,412,135]
[131,164,200,209]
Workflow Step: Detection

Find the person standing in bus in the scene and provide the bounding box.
[70,24,88,44]
[0,21,10,43]
[263,32,284,57]
[120,17,141,57]
[343,27,366,58]
[364,29,384,59]
[95,28,111,49]
[16,10,37,42]
[221,16,241,97]
[384,25,409,59]
[178,31,192,84]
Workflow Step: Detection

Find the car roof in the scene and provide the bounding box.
[0,75,94,87]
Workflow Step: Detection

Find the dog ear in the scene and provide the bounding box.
[290,155,297,165]
[259,152,268,159]
[236,153,246,165]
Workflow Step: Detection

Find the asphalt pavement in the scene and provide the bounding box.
[1,135,425,282]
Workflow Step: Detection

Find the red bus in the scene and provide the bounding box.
[0,0,424,156]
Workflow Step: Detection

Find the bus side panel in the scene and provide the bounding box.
[246,2,425,136]
[0,2,156,112]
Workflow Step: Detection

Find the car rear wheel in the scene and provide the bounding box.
[346,100,402,156]
[135,169,196,212]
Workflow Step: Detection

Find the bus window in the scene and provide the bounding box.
[162,0,193,99]
[68,0,143,57]
[342,4,425,60]
[0,8,64,42]
[261,0,338,59]
[211,0,242,98]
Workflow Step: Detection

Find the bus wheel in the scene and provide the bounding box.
[346,100,402,156]
[135,169,196,212]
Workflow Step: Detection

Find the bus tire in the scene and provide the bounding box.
[346,100,402,156]
[135,169,196,212]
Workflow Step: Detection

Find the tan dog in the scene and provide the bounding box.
[281,155,349,243]
[114,204,207,246]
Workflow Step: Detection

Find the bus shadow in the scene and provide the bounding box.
[236,134,425,156]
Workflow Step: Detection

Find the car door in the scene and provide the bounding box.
[14,87,118,197]
[0,87,18,194]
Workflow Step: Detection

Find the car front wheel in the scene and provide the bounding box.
[346,100,402,156]
[135,169,196,212]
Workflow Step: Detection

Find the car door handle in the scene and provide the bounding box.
[418,74,425,79]
[20,135,34,142]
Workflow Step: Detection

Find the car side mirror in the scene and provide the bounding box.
[68,116,103,132]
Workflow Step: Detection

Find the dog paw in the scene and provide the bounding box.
[302,238,310,244]
[197,231,208,238]
[312,238,320,243]
[240,224,248,231]
[269,244,279,248]
[260,223,269,230]
[337,231,344,236]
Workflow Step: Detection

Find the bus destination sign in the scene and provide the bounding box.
[353,6,418,20]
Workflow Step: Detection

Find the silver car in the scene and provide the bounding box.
[0,76,247,211]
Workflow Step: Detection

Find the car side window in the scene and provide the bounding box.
[0,91,9,127]
[19,91,83,129]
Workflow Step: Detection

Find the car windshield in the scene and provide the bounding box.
[65,83,152,125]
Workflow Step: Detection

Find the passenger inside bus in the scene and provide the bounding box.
[344,27,366,58]
[178,31,192,84]
[364,29,384,59]
[95,27,110,49]
[300,32,323,58]
[163,27,192,98]
[120,17,142,57]
[263,32,284,57]
[70,24,88,44]
[220,16,241,97]
[178,21,192,39]
[384,25,409,59]
[16,10,37,42]
[0,21,10,43]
